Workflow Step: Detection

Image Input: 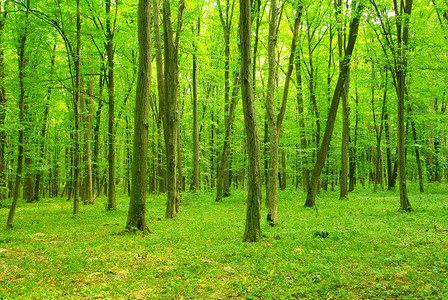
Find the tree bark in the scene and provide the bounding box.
[126,0,151,232]
[152,0,166,193]
[305,2,363,207]
[265,0,279,225]
[240,0,262,242]
[216,72,240,202]
[106,0,116,210]
[72,0,82,216]
[191,13,200,192]
[0,2,6,204]
[163,0,185,218]
[7,0,31,228]
[295,44,309,192]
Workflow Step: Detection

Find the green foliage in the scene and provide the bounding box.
[1,187,447,299]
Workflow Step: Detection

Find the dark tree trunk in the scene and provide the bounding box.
[240,0,262,242]
[163,0,185,218]
[7,0,31,228]
[106,0,116,210]
[126,0,152,232]
[0,2,7,204]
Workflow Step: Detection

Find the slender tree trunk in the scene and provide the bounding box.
[295,45,309,192]
[0,1,7,204]
[265,3,302,224]
[106,0,116,210]
[92,74,104,198]
[265,0,279,225]
[240,0,262,242]
[82,80,94,203]
[216,0,236,199]
[305,3,363,207]
[72,0,82,216]
[348,86,359,192]
[152,0,166,194]
[395,0,413,211]
[191,14,200,192]
[34,92,50,201]
[126,0,151,232]
[335,0,350,199]
[7,0,31,228]
[216,72,240,202]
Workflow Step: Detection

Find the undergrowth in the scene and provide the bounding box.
[0,184,447,299]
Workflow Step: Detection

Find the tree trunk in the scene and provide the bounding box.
[335,0,350,199]
[72,0,82,216]
[191,13,200,192]
[216,72,240,202]
[106,0,116,210]
[0,2,7,204]
[7,0,31,228]
[152,0,166,194]
[395,0,413,211]
[348,86,359,192]
[126,0,151,232]
[265,0,279,225]
[265,3,302,225]
[163,0,185,219]
[295,44,309,192]
[305,3,363,207]
[240,0,262,242]
[216,0,237,200]
[83,80,94,203]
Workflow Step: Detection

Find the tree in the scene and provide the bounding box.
[370,0,414,211]
[0,0,7,204]
[215,0,237,202]
[163,0,185,218]
[126,0,151,232]
[305,2,364,208]
[106,0,117,210]
[335,0,351,200]
[240,0,262,242]
[191,10,200,192]
[265,1,302,225]
[6,0,31,228]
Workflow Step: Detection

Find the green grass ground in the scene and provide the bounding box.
[0,184,447,299]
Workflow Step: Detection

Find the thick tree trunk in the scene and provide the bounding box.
[240,0,262,242]
[163,0,185,219]
[126,0,151,232]
[305,3,363,207]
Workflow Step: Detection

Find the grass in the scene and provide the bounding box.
[0,183,447,299]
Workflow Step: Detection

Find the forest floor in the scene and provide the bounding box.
[0,184,447,299]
